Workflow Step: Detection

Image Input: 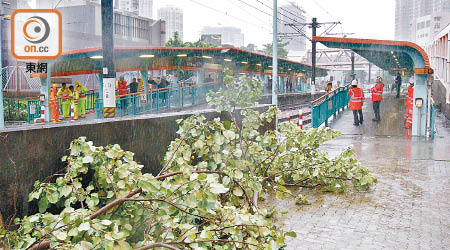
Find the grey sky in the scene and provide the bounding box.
[154,0,395,48]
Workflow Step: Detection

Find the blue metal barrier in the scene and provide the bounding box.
[311,85,350,128]
[95,81,220,119]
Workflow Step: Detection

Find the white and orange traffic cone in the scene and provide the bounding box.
[41,105,45,123]
[71,104,75,121]
[298,109,303,129]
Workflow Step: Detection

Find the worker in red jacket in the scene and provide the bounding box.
[348,79,365,126]
[370,76,385,121]
[405,80,414,129]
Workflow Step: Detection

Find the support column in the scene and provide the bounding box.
[280,76,285,93]
[412,74,428,137]
[101,0,116,118]
[40,68,51,122]
[272,0,278,106]
[98,74,103,99]
[0,18,4,129]
[140,70,148,92]
[351,52,355,80]
[196,69,204,84]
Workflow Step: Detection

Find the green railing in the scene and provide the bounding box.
[24,90,98,123]
[96,81,221,119]
[3,98,28,122]
[311,85,351,128]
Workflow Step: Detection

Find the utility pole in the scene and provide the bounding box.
[0,16,4,130]
[101,0,116,118]
[311,18,318,95]
[284,18,340,97]
[351,52,355,80]
[272,0,278,106]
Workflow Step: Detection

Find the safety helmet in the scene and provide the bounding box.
[74,81,80,86]
[52,84,58,88]
[351,80,358,86]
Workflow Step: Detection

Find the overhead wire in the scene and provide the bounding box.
[228,0,272,26]
[187,0,271,32]
[250,0,311,40]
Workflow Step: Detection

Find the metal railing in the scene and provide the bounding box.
[95,81,221,118]
[311,85,350,128]
[24,90,99,123]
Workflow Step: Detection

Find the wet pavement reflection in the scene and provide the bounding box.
[269,94,450,250]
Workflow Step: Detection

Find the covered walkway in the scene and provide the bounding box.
[313,36,434,138]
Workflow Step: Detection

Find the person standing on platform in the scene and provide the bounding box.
[69,85,79,120]
[74,81,88,118]
[57,83,72,119]
[49,84,61,122]
[371,76,385,121]
[395,72,402,98]
[405,79,414,129]
[348,80,365,126]
[116,76,128,115]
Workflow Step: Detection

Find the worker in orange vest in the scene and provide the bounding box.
[348,79,365,126]
[49,84,61,122]
[370,76,385,122]
[57,83,72,119]
[405,79,414,129]
[116,76,128,115]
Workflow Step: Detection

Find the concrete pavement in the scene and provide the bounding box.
[273,94,450,249]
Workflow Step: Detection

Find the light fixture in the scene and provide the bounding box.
[256,63,262,66]
[224,58,232,62]
[288,68,292,71]
[139,54,154,58]
[177,54,187,57]
[90,55,103,59]
[241,61,248,64]
[268,65,272,68]
[202,55,212,59]
[390,51,394,54]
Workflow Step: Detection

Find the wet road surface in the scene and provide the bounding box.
[271,94,450,250]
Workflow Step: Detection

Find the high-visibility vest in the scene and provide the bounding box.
[405,85,414,123]
[117,80,128,95]
[76,85,87,98]
[348,87,365,110]
[49,88,59,108]
[371,83,385,101]
[58,88,71,101]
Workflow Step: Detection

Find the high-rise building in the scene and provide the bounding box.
[157,6,183,42]
[395,0,450,41]
[114,0,139,15]
[278,2,307,52]
[139,0,153,19]
[201,26,244,47]
[37,0,100,8]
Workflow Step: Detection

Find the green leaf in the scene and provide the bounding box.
[210,183,229,194]
[82,155,93,164]
[233,187,243,197]
[56,231,68,241]
[61,185,72,197]
[78,222,90,231]
[38,196,49,213]
[285,231,297,238]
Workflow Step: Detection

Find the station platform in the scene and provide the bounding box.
[272,94,450,249]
